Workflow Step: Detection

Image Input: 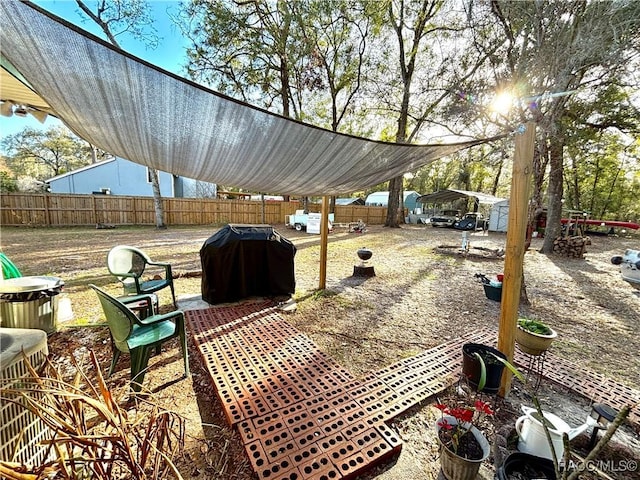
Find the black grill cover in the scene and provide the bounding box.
[200,224,296,304]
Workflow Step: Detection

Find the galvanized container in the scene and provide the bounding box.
[0,276,64,334]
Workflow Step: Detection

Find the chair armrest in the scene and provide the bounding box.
[147,261,173,279]
[119,294,157,317]
[136,309,184,326]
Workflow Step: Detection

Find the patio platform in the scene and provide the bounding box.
[185,301,639,480]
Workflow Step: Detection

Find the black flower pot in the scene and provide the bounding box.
[495,452,556,480]
[462,343,507,394]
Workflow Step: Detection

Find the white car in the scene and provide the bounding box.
[611,249,640,289]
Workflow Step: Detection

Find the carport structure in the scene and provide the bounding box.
[416,188,505,214]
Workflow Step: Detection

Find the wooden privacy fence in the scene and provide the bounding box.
[1,193,388,227]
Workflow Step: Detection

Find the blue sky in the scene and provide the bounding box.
[1,0,188,140]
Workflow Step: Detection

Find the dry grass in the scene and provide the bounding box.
[2,224,640,479]
[0,351,184,479]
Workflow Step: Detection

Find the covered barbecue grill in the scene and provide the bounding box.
[200,224,296,304]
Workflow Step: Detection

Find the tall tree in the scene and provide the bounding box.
[75,0,167,228]
[381,0,442,227]
[373,0,501,227]
[1,126,97,179]
[472,0,640,252]
[292,0,380,210]
[180,0,312,119]
[180,0,379,212]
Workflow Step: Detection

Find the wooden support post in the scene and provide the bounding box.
[92,195,98,225]
[44,193,51,226]
[498,121,535,397]
[319,196,330,290]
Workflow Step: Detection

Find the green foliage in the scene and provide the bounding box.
[518,318,552,336]
[0,170,18,192]
[1,126,101,181]
[76,0,159,49]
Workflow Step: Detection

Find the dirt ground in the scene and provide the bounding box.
[2,224,640,479]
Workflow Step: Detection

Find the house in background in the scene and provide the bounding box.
[46,157,217,198]
[365,191,421,211]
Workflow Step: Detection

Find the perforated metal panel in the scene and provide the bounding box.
[0,328,51,466]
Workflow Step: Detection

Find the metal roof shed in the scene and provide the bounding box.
[416,189,505,207]
[365,191,421,210]
[488,199,510,232]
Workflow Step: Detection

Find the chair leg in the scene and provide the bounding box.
[108,334,119,377]
[170,283,177,308]
[109,349,121,377]
[130,347,152,393]
[178,318,190,377]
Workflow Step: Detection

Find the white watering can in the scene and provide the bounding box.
[515,406,597,461]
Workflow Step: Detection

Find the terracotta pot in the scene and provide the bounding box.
[436,416,490,480]
[515,324,557,356]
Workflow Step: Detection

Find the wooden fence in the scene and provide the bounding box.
[0,193,388,227]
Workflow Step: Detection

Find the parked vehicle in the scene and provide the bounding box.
[429,209,460,228]
[285,210,334,231]
[453,212,488,231]
[611,249,640,289]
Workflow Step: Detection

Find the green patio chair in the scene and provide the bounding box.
[89,284,189,392]
[106,245,177,307]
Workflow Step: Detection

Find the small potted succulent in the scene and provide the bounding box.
[515,318,557,356]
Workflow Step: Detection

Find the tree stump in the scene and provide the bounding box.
[353,265,375,277]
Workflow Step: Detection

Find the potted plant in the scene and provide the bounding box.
[496,452,556,480]
[434,396,493,480]
[461,343,507,394]
[515,318,557,355]
[492,354,631,480]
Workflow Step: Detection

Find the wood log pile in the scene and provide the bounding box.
[553,236,590,258]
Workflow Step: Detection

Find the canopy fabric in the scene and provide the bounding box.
[416,189,505,206]
[0,1,504,196]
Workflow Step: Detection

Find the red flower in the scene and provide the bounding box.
[434,395,494,456]
[475,399,494,415]
[438,418,453,430]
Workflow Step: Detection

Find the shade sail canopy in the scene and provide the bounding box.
[0,1,504,196]
[416,189,505,206]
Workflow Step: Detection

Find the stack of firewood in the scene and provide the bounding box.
[553,236,589,258]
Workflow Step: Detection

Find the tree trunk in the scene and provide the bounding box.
[76,0,168,231]
[149,168,166,229]
[385,176,403,227]
[541,131,565,252]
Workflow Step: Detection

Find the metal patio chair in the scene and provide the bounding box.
[89,284,189,392]
[107,245,177,307]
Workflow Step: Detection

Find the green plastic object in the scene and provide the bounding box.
[89,284,189,393]
[1,252,22,279]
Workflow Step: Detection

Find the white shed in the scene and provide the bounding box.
[488,199,510,232]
